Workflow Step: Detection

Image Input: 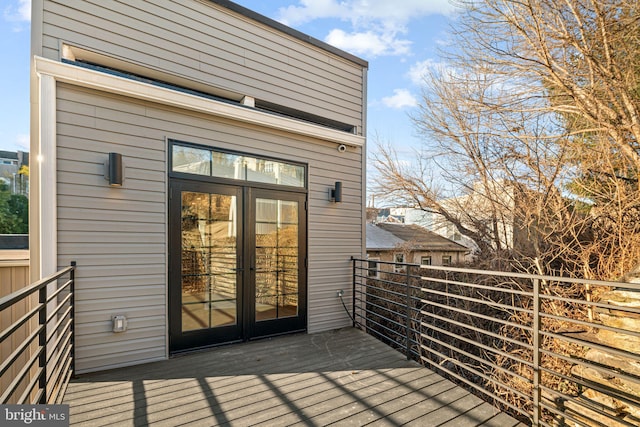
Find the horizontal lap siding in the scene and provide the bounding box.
[57,84,362,372]
[56,84,167,373]
[42,0,364,131]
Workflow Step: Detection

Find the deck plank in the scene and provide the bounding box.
[64,328,527,426]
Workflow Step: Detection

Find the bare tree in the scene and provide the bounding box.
[373,0,640,279]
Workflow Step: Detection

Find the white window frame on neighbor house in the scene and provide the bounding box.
[442,255,452,266]
[367,257,380,278]
[421,256,432,266]
[393,253,405,273]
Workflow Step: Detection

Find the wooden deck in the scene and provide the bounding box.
[64,328,525,426]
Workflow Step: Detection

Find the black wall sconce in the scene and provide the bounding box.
[105,152,124,187]
[329,181,343,203]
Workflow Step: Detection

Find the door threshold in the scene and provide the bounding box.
[169,338,243,358]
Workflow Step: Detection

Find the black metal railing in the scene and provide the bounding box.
[0,262,76,404]
[352,258,640,426]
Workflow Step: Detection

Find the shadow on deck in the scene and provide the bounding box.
[64,328,525,426]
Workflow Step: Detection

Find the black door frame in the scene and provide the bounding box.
[245,187,307,340]
[168,173,308,353]
[168,180,244,352]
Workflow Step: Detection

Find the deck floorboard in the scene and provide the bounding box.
[64,328,527,426]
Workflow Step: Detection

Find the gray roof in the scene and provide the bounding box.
[366,223,406,250]
[367,223,468,252]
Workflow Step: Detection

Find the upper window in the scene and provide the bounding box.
[393,253,405,273]
[421,256,432,266]
[172,143,305,188]
[442,255,452,266]
[367,258,380,278]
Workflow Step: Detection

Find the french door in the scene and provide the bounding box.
[169,179,307,353]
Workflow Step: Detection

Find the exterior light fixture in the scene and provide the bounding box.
[105,152,124,187]
[329,181,343,203]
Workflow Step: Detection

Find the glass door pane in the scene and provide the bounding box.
[254,198,299,321]
[181,191,238,331]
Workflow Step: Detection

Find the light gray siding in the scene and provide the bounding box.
[56,84,363,372]
[41,0,365,133]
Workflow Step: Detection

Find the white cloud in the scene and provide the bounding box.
[277,0,455,58]
[382,89,418,109]
[3,0,31,23]
[407,58,458,85]
[326,29,411,57]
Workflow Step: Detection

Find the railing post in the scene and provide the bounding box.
[351,257,356,328]
[532,277,541,426]
[405,265,411,360]
[38,284,47,403]
[70,261,76,376]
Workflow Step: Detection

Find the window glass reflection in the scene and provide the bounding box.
[173,146,211,176]
[172,143,305,188]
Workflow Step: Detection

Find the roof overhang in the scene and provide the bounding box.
[34,56,365,147]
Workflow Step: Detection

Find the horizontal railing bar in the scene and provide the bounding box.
[47,307,72,344]
[419,342,531,401]
[419,288,533,315]
[18,365,43,405]
[0,303,40,345]
[364,308,407,331]
[420,275,533,297]
[354,257,638,289]
[414,296,534,333]
[48,341,72,394]
[45,279,72,305]
[51,355,73,405]
[539,348,640,386]
[539,365,640,408]
[540,385,639,427]
[539,293,640,316]
[365,292,410,310]
[0,266,74,311]
[417,353,531,419]
[0,324,43,378]
[57,362,74,405]
[47,328,72,379]
[359,281,413,298]
[0,345,43,404]
[540,402,608,427]
[416,262,640,290]
[358,314,405,342]
[540,329,640,361]
[46,295,72,327]
[357,283,410,300]
[419,309,534,351]
[419,333,532,385]
[540,311,640,340]
[418,323,534,368]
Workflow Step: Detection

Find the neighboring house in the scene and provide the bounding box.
[382,180,524,255]
[0,151,29,195]
[31,0,367,373]
[374,206,479,253]
[366,222,469,277]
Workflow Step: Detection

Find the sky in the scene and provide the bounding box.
[0,0,457,160]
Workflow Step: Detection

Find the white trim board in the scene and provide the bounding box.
[34,56,365,147]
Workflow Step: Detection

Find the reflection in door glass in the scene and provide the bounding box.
[181,192,237,331]
[255,198,299,321]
